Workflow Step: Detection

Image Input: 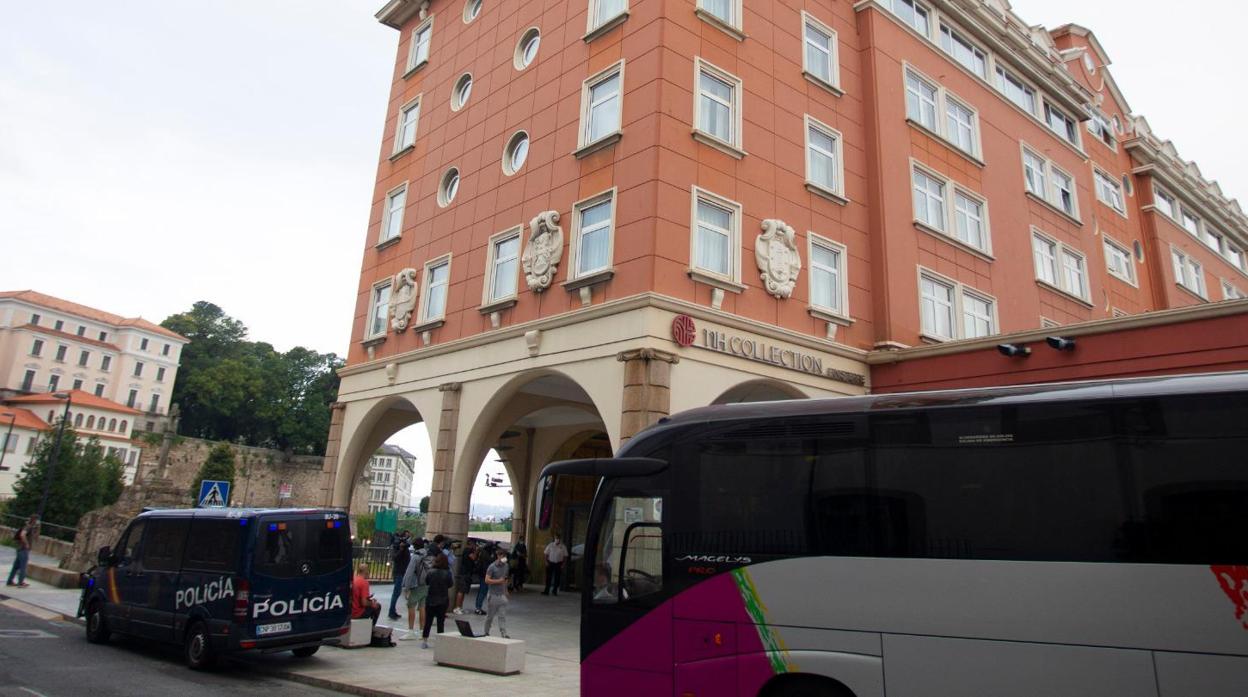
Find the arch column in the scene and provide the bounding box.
[618,348,680,442]
[320,402,347,507]
[427,382,465,540]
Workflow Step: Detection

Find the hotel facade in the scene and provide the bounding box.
[327,0,1248,546]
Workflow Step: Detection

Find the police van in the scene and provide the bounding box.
[79,507,353,669]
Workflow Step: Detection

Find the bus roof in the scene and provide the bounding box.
[134,507,345,519]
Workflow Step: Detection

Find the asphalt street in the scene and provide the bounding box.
[0,602,345,697]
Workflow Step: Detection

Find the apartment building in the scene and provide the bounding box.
[363,444,417,513]
[0,291,189,431]
[326,0,1248,544]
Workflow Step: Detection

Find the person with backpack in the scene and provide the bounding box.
[472,543,492,615]
[421,553,454,649]
[6,514,38,588]
[388,531,412,620]
[452,541,477,615]
[399,539,432,640]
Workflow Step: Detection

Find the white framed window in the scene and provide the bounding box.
[693,58,744,157]
[1021,145,1078,219]
[697,0,742,37]
[884,0,930,37]
[995,65,1036,115]
[910,163,991,254]
[380,182,408,243]
[690,186,742,283]
[571,189,617,278]
[1226,244,1246,274]
[1103,236,1136,286]
[918,269,995,341]
[1153,187,1178,220]
[1094,169,1126,214]
[802,12,840,92]
[406,16,433,73]
[1032,229,1088,301]
[367,280,392,338]
[1199,225,1222,254]
[938,23,986,78]
[1043,102,1079,147]
[1171,247,1206,298]
[587,0,628,37]
[394,97,421,153]
[515,27,540,70]
[502,131,530,175]
[808,234,848,318]
[1087,108,1116,149]
[421,255,452,323]
[805,115,845,201]
[463,0,483,23]
[1181,210,1201,237]
[484,228,521,304]
[451,73,473,111]
[903,65,980,158]
[1223,280,1245,301]
[438,168,460,207]
[577,60,624,155]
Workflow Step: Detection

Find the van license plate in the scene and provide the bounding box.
[256,622,292,636]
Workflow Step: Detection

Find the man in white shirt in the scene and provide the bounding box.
[542,534,568,596]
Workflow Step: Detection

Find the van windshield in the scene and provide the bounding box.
[253,518,350,578]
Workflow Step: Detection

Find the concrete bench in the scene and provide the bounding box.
[434,634,525,675]
[344,618,373,648]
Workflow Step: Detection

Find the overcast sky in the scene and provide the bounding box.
[2,0,1241,508]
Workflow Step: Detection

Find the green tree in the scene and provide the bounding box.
[8,426,123,534]
[419,496,430,514]
[190,443,237,503]
[353,511,376,544]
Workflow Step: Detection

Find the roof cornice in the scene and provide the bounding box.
[376,0,427,30]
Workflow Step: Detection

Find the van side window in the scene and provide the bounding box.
[255,520,351,577]
[117,521,146,563]
[185,519,240,572]
[142,519,190,572]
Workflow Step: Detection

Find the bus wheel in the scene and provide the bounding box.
[760,674,855,697]
[291,646,319,658]
[85,600,110,644]
[184,621,217,670]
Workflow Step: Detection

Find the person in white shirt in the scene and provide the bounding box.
[542,534,568,596]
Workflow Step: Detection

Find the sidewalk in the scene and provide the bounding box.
[0,546,580,697]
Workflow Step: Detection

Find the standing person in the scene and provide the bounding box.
[542,534,568,596]
[483,547,511,638]
[452,542,476,615]
[351,563,382,626]
[388,531,412,620]
[5,514,38,588]
[400,540,431,640]
[510,539,529,592]
[473,543,491,615]
[421,554,454,649]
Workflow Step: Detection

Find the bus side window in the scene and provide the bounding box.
[594,497,663,604]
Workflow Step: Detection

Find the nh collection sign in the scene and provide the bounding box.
[671,315,866,387]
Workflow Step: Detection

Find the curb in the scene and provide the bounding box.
[241,666,406,697]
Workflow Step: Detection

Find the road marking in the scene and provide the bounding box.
[1,599,63,621]
[0,629,56,639]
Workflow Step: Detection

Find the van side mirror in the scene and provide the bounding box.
[536,475,555,531]
[97,546,112,566]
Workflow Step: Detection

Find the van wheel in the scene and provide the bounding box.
[184,622,217,670]
[85,600,110,644]
[291,646,319,658]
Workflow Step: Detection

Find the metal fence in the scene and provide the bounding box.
[2,513,77,543]
[353,546,397,581]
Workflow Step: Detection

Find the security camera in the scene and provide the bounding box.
[1046,336,1076,351]
[997,343,1031,357]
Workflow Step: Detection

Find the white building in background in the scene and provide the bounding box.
[364,444,415,513]
[0,290,189,432]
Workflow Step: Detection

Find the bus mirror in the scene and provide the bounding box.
[97,546,112,565]
[536,474,556,531]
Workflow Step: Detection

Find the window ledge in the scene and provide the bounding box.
[478,298,518,315]
[692,130,746,159]
[1024,191,1083,227]
[1175,283,1209,303]
[803,71,844,97]
[374,236,401,252]
[573,131,622,160]
[1106,271,1139,289]
[562,268,615,291]
[913,221,995,262]
[361,336,387,349]
[806,182,850,206]
[918,332,950,345]
[688,268,746,293]
[904,118,984,168]
[402,59,428,79]
[1035,279,1094,308]
[1095,198,1129,220]
[389,144,415,162]
[583,11,629,43]
[694,8,745,41]
[808,307,853,325]
[411,318,446,333]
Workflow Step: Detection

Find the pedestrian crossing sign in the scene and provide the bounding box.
[198,480,231,508]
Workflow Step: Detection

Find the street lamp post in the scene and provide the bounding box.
[36,392,73,521]
[0,412,15,471]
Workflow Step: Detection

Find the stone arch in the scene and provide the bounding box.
[711,378,810,405]
[331,392,440,509]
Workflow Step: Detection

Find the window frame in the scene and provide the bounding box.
[902,64,981,161]
[1222,279,1245,301]
[1102,234,1137,287]
[1093,168,1127,217]
[696,0,744,40]
[1152,186,1179,221]
[586,0,629,41]
[405,16,434,75]
[688,186,744,289]
[804,115,847,203]
[569,188,618,281]
[438,168,460,208]
[910,161,992,256]
[916,267,996,342]
[1042,100,1081,148]
[463,0,483,24]
[379,182,408,245]
[451,73,473,112]
[392,96,422,156]
[366,278,393,339]
[1031,228,1090,303]
[502,130,530,176]
[514,27,541,70]
[1170,246,1207,299]
[482,227,523,306]
[995,64,1037,116]
[801,12,841,94]
[575,60,625,158]
[692,58,745,159]
[419,254,453,324]
[884,0,931,37]
[807,233,850,321]
[938,22,987,79]
[1020,144,1080,222]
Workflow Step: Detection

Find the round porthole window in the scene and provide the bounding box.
[451,73,473,111]
[503,131,530,175]
[464,0,483,23]
[515,28,540,70]
[439,168,461,207]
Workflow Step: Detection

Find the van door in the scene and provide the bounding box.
[176,517,243,643]
[132,518,189,643]
[110,519,148,635]
[249,514,352,642]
